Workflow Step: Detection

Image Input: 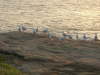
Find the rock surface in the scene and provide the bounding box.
[0,31,100,75]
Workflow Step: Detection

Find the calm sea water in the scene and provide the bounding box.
[0,0,100,41]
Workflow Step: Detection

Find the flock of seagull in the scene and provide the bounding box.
[17,25,99,41]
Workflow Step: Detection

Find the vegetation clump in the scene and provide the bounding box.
[0,54,25,75]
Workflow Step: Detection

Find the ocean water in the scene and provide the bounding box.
[0,0,100,39]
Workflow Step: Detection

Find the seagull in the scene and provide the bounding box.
[83,33,87,40]
[48,32,53,38]
[32,28,36,34]
[22,26,27,31]
[17,25,22,32]
[94,33,98,41]
[43,28,48,33]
